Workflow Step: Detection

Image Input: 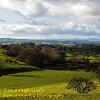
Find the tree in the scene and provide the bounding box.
[5,44,66,68]
[68,77,96,93]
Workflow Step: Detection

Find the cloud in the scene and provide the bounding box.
[0,0,48,16]
[0,23,47,36]
[0,16,100,39]
[43,0,100,24]
[0,0,100,39]
[0,0,100,24]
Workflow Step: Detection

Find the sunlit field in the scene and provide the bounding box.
[0,69,100,100]
[0,70,97,88]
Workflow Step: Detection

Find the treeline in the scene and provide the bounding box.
[1,43,100,78]
[3,43,66,68]
[1,43,100,71]
[67,44,100,55]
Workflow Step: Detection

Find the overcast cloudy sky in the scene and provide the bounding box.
[0,0,100,40]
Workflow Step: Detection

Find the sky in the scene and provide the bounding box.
[0,0,100,40]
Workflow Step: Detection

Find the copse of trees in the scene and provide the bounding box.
[5,43,66,68]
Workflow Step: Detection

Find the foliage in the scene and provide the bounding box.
[68,77,96,93]
[5,44,66,67]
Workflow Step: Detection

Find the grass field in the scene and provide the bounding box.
[0,70,97,89]
[0,70,100,100]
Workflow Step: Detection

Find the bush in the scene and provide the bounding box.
[68,77,96,93]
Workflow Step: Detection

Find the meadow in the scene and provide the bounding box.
[0,70,97,89]
[0,70,100,100]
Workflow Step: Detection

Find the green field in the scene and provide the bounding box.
[0,70,100,100]
[0,69,97,89]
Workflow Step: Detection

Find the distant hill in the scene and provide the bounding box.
[0,38,100,45]
[0,38,33,45]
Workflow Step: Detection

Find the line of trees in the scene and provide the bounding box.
[1,43,100,72]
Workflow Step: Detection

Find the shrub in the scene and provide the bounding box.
[68,77,96,93]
